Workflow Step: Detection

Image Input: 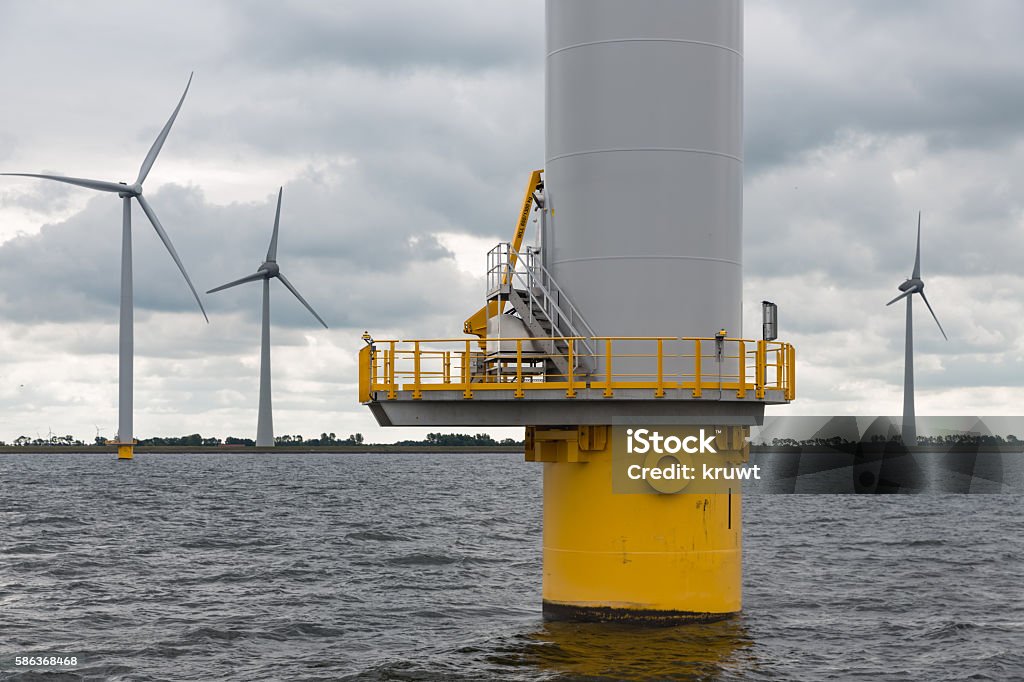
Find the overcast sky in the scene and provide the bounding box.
[0,0,1022,443]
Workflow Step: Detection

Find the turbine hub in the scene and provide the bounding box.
[117,182,143,198]
[261,261,280,277]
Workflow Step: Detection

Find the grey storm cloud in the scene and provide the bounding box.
[0,174,475,330]
[227,1,543,73]
[745,0,1024,175]
[0,174,76,213]
[0,133,17,162]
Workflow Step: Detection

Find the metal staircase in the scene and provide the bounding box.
[485,243,597,379]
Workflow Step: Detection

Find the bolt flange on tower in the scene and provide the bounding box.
[359,0,795,623]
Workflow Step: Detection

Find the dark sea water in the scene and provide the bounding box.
[2,452,1022,681]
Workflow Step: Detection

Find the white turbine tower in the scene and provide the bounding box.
[2,74,207,460]
[886,212,947,447]
[207,188,328,447]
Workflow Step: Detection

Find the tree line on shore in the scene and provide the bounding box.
[2,432,524,447]
[8,432,1018,449]
[761,434,1021,448]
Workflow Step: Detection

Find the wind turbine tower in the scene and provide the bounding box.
[358,0,797,622]
[887,212,948,447]
[2,74,207,460]
[208,188,328,447]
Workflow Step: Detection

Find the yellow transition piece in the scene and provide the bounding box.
[110,440,136,460]
[529,425,745,623]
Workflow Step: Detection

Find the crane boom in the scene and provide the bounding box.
[463,169,544,337]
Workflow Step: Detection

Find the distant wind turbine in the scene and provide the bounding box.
[886,212,947,447]
[1,74,207,459]
[207,188,328,447]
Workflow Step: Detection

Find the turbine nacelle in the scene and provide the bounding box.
[887,213,947,341]
[116,182,144,199]
[898,278,923,293]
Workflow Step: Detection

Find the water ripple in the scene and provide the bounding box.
[0,452,1020,680]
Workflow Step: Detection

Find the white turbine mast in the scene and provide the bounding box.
[2,74,207,456]
[886,212,948,446]
[206,188,328,447]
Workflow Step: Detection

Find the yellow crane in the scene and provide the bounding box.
[462,169,544,339]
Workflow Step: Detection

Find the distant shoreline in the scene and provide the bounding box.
[0,445,525,454]
[2,444,1021,455]
[751,444,1024,454]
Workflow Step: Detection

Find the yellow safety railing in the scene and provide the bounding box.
[359,337,795,402]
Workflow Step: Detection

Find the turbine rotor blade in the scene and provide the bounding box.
[276,272,328,328]
[136,72,193,185]
[207,271,266,294]
[912,211,922,280]
[0,172,128,194]
[267,187,282,262]
[919,291,948,340]
[886,290,912,306]
[135,194,208,322]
